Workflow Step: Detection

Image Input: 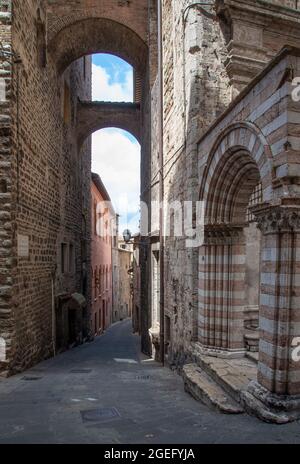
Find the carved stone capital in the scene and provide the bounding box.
[253,205,300,234]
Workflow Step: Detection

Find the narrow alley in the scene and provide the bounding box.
[0,320,300,444]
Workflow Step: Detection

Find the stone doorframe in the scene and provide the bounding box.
[197,122,300,421]
[198,122,273,355]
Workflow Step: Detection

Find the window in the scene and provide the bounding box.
[94,266,98,300]
[61,243,68,274]
[246,183,263,223]
[105,220,108,243]
[98,268,101,296]
[0,179,7,193]
[94,201,97,235]
[69,243,74,273]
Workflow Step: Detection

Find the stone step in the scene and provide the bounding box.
[192,348,258,404]
[182,364,244,415]
[246,351,259,363]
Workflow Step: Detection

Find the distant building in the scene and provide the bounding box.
[112,214,120,324]
[118,242,133,322]
[132,234,141,334]
[91,173,114,337]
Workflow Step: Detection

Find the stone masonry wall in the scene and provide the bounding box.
[149,0,300,369]
[0,0,92,374]
[149,0,231,366]
[0,0,13,376]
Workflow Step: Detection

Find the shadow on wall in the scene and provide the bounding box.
[163,10,231,368]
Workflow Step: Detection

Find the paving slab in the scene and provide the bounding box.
[0,320,299,443]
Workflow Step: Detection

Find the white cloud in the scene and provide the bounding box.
[92,63,133,102]
[92,129,140,233]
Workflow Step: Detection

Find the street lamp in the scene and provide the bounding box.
[123,229,132,244]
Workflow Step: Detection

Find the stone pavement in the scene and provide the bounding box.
[0,319,300,444]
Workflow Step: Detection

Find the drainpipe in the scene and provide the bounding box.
[157,0,165,366]
[51,266,57,356]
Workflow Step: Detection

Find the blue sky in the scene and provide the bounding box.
[91,54,141,234]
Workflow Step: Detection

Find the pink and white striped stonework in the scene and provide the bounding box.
[196,48,300,422]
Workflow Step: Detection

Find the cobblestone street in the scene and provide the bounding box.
[0,320,299,444]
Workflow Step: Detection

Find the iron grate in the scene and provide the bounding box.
[69,368,92,374]
[136,375,151,380]
[80,407,120,423]
[21,376,42,381]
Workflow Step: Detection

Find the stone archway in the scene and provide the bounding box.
[47,17,148,77]
[76,101,141,148]
[198,122,274,355]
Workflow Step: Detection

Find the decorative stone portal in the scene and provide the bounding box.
[190,48,300,423]
[198,136,265,357]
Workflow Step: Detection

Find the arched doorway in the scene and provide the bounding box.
[198,123,274,356]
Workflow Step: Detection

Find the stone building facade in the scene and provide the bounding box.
[1,0,300,423]
[91,173,114,336]
[149,0,300,423]
[118,240,133,322]
[112,214,120,324]
[0,0,93,373]
[0,0,149,376]
[132,234,141,334]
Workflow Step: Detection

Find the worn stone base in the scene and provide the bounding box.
[193,342,246,360]
[241,381,300,424]
[0,361,9,378]
[185,350,300,423]
[149,328,160,362]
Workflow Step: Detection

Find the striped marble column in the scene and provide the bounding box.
[256,206,300,395]
[198,225,246,356]
[242,205,300,423]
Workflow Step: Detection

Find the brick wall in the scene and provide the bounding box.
[0,0,13,376]
[0,0,92,374]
